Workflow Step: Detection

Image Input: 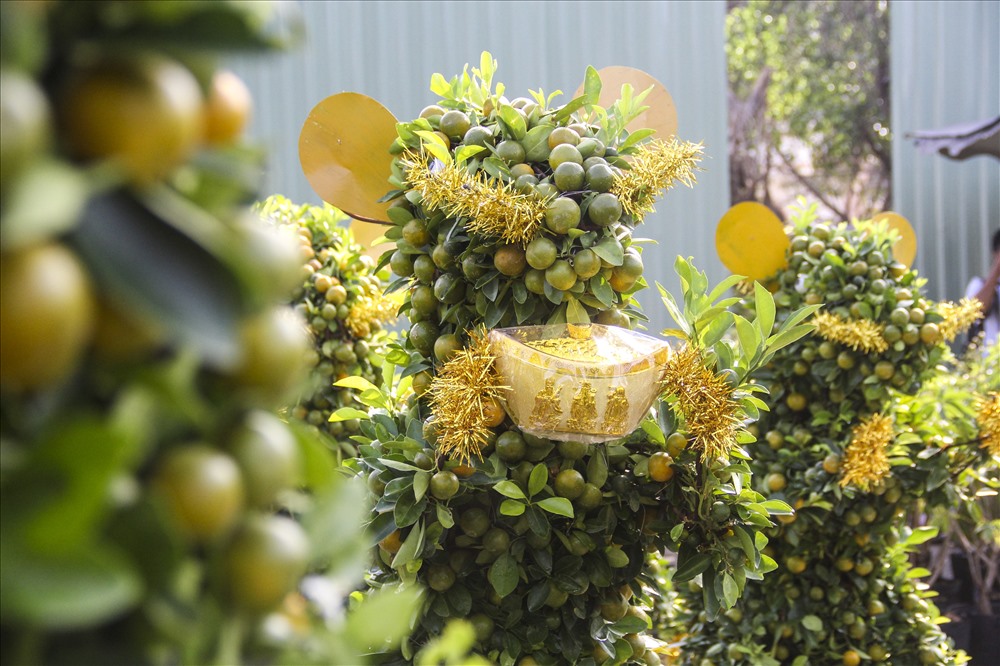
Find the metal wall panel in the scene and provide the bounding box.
[226,0,730,336]
[890,1,1000,302]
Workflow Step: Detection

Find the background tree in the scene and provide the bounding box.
[727,0,891,220]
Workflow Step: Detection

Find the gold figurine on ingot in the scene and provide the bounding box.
[603,386,630,434]
[566,383,598,432]
[530,379,563,430]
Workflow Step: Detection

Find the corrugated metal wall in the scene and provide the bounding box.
[890,0,1000,302]
[227,0,730,336]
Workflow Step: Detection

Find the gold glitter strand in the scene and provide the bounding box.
[401,152,546,246]
[611,138,703,221]
[937,298,984,343]
[839,413,894,491]
[812,310,889,354]
[658,345,743,461]
[977,392,1000,457]
[426,332,510,464]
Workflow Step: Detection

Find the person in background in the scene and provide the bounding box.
[964,228,1000,349]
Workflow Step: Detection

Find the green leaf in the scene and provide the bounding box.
[605,546,629,568]
[0,159,88,251]
[620,128,657,151]
[334,375,381,393]
[566,297,590,325]
[765,324,815,354]
[672,552,711,583]
[344,583,422,652]
[669,523,685,542]
[753,282,776,336]
[734,314,760,360]
[528,464,548,498]
[430,73,451,96]
[436,503,454,529]
[498,105,527,140]
[587,449,609,487]
[758,499,794,515]
[708,274,747,303]
[455,146,486,164]
[301,476,368,564]
[590,276,614,306]
[499,499,526,516]
[583,65,602,102]
[903,526,938,546]
[413,471,429,502]
[552,94,590,123]
[493,480,527,500]
[11,417,137,556]
[801,615,823,632]
[591,239,624,266]
[391,520,424,569]
[721,572,739,607]
[536,497,574,518]
[393,488,424,528]
[71,190,244,366]
[521,125,554,163]
[640,417,666,445]
[611,615,649,634]
[0,543,142,630]
[780,303,821,330]
[488,553,519,598]
[329,407,370,422]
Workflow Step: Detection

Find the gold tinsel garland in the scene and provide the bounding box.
[401,153,547,246]
[426,332,510,464]
[658,344,743,461]
[839,413,894,491]
[977,392,1000,457]
[812,311,889,354]
[937,298,984,343]
[611,138,703,220]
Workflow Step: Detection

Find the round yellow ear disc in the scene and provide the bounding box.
[575,66,677,140]
[299,92,398,224]
[715,202,789,281]
[872,211,917,267]
[349,219,390,261]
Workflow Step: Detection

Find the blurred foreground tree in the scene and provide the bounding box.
[727,0,891,220]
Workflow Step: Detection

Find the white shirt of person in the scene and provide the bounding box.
[964,276,1000,348]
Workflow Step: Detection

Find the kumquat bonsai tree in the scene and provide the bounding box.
[666,200,990,665]
[299,53,816,665]
[0,3,420,664]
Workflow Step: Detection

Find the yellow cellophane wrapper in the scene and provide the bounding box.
[488,324,671,443]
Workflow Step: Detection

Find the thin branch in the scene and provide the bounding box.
[773,148,849,220]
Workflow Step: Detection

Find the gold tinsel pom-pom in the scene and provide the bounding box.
[611,139,703,221]
[345,292,400,338]
[401,153,547,246]
[839,413,894,491]
[658,345,743,461]
[938,298,984,343]
[426,332,510,464]
[812,311,889,354]
[977,392,1000,457]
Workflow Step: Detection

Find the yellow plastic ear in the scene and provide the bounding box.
[299,92,398,224]
[575,66,678,140]
[349,219,390,261]
[716,202,790,281]
[872,211,917,267]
